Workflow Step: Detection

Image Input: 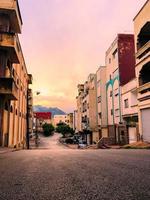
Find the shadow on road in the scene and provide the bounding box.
[29,133,66,150]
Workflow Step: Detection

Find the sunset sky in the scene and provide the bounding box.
[19,0,146,113]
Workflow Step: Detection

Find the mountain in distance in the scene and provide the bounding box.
[33,105,66,117]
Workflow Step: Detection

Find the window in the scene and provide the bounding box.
[124,99,129,108]
[110,91,113,97]
[4,102,9,111]
[114,88,119,96]
[99,112,102,119]
[115,109,119,117]
[10,106,13,113]
[98,96,101,103]
[112,69,119,79]
[97,80,100,87]
[111,109,113,115]
[112,49,118,59]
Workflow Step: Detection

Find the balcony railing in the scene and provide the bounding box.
[138,82,150,94]
[0,77,18,100]
[0,0,22,33]
[28,89,33,107]
[136,41,150,59]
[0,33,20,63]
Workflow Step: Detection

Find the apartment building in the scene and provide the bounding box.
[82,74,98,144]
[105,34,135,145]
[76,75,99,144]
[73,110,78,132]
[134,0,150,142]
[0,0,32,148]
[76,84,84,132]
[96,66,108,139]
[66,113,73,128]
[52,114,68,127]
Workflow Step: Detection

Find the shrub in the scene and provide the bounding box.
[42,123,55,137]
[55,123,75,138]
[65,138,74,144]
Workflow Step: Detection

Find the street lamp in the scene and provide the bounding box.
[35,91,40,147]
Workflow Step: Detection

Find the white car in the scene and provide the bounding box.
[78,140,87,149]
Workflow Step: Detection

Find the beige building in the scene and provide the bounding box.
[82,74,98,144]
[76,75,98,144]
[134,0,150,142]
[96,66,108,138]
[73,110,78,132]
[52,114,68,127]
[66,113,73,128]
[105,34,136,145]
[76,84,84,132]
[0,0,32,148]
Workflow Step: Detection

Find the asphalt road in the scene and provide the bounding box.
[0,133,150,200]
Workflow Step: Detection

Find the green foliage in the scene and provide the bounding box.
[42,123,55,137]
[55,123,74,137]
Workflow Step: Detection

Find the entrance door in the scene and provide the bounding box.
[129,127,137,144]
[141,109,150,142]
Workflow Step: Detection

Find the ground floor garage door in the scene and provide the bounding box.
[141,108,150,142]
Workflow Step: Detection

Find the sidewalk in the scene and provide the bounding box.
[0,147,15,154]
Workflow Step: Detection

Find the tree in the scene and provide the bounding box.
[55,123,74,138]
[42,123,55,137]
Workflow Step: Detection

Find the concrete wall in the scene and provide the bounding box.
[121,78,138,117]
[53,115,68,127]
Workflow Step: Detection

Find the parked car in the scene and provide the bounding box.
[29,132,36,139]
[78,140,87,149]
[65,138,74,144]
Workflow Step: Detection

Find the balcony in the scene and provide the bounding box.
[138,82,150,94]
[136,41,150,59]
[28,89,33,107]
[28,74,33,84]
[0,33,20,63]
[0,0,22,33]
[0,77,18,100]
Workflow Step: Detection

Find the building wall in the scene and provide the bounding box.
[76,84,84,132]
[106,34,136,127]
[118,34,135,86]
[73,110,78,131]
[121,78,138,117]
[134,0,150,141]
[53,115,68,127]
[106,38,120,126]
[8,56,28,147]
[66,113,73,128]
[134,0,150,53]
[0,1,32,148]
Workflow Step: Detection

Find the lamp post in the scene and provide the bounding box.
[35,91,40,147]
[26,88,30,149]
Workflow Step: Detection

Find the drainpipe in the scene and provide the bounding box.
[26,86,29,149]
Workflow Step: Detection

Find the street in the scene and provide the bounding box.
[0,133,150,200]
